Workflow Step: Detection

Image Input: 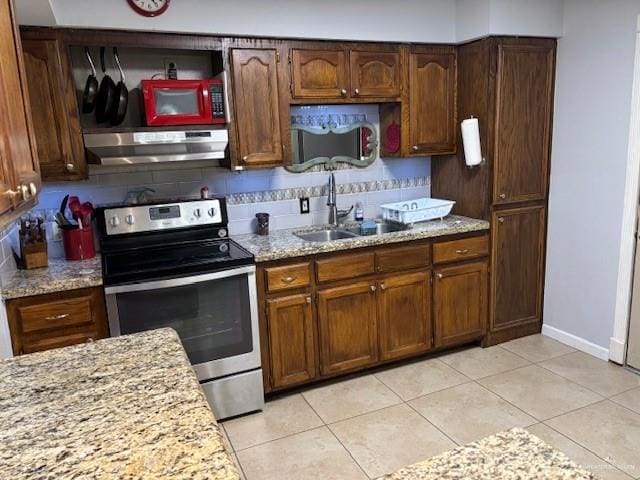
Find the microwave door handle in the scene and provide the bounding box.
[104,265,256,294]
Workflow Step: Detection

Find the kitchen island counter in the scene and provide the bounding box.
[0,328,239,480]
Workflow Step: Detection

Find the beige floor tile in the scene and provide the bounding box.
[236,427,367,480]
[409,382,537,444]
[527,423,634,480]
[540,352,640,397]
[329,403,456,478]
[439,345,530,379]
[478,365,603,420]
[302,375,401,424]
[220,424,233,452]
[374,358,470,401]
[501,334,576,362]
[232,453,246,480]
[222,394,323,450]
[610,387,640,415]
[546,400,640,477]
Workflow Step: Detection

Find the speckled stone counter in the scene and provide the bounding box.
[376,428,596,480]
[0,256,102,300]
[0,328,239,480]
[233,215,489,262]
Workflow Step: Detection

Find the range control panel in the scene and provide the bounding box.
[103,199,224,236]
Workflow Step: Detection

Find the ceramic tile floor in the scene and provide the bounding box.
[221,334,640,480]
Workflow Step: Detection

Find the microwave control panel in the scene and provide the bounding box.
[210,83,226,122]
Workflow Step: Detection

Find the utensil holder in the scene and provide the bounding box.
[62,227,95,261]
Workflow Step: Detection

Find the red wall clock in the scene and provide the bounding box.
[127,0,170,17]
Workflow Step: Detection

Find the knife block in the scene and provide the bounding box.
[20,235,48,269]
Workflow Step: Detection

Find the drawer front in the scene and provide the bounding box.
[265,262,311,292]
[433,235,489,264]
[376,243,431,273]
[22,332,97,354]
[18,296,95,334]
[316,252,375,283]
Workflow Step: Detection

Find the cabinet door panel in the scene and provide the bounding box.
[317,282,377,375]
[493,43,554,204]
[491,205,546,330]
[409,51,456,155]
[231,48,283,167]
[291,49,347,99]
[379,271,431,361]
[350,50,400,98]
[267,294,316,388]
[22,39,86,181]
[434,261,487,347]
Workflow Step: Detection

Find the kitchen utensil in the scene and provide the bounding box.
[95,47,117,123]
[80,202,94,227]
[111,48,128,126]
[68,196,81,224]
[81,48,99,114]
[59,194,69,215]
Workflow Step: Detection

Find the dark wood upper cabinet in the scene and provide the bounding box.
[493,42,554,205]
[290,48,348,99]
[408,47,457,156]
[231,48,284,167]
[0,0,40,227]
[266,293,317,389]
[21,38,86,181]
[491,205,546,332]
[378,271,431,361]
[317,281,378,375]
[434,261,487,348]
[349,50,401,98]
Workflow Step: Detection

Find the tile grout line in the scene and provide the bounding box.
[403,399,461,448]
[325,424,375,479]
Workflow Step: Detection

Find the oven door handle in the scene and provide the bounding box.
[104,265,256,294]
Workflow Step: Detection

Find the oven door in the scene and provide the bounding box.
[104,265,260,380]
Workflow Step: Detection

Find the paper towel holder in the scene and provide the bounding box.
[463,115,485,169]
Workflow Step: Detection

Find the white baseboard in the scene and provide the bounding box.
[608,337,626,365]
[541,324,609,361]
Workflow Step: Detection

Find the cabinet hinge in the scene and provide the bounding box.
[264,307,269,319]
[430,274,433,285]
[276,51,281,63]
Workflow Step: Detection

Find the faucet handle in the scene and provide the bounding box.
[337,205,354,218]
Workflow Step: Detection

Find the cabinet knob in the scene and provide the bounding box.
[437,273,443,279]
[380,283,386,290]
[306,296,312,304]
[412,145,419,151]
[242,155,248,161]
[354,88,360,96]
[499,193,506,199]
[281,276,296,284]
[340,88,347,96]
[28,183,37,197]
[66,163,75,172]
[497,217,505,223]
[455,249,469,255]
[370,285,376,292]
[86,337,94,343]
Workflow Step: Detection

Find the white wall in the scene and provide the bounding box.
[544,0,640,355]
[487,0,564,38]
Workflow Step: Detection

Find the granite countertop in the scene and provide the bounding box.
[0,255,103,300]
[376,428,596,480]
[0,328,239,480]
[233,215,490,262]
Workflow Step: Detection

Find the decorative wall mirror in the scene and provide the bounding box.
[286,117,378,172]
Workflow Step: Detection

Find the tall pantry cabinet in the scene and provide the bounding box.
[431,37,556,345]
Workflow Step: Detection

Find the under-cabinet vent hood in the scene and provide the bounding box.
[83,128,228,166]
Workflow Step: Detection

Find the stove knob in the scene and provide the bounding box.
[125,214,135,225]
[218,228,227,238]
[219,243,229,253]
[193,208,202,218]
[109,216,120,227]
[208,207,217,217]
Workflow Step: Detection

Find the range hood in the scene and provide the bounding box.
[83,128,229,166]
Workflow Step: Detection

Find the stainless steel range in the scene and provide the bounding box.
[97,197,263,420]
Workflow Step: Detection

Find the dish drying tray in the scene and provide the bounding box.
[381,198,455,224]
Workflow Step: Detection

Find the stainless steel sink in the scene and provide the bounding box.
[294,229,360,242]
[343,222,410,236]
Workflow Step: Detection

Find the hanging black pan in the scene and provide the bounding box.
[111,48,128,126]
[81,48,98,113]
[95,46,116,123]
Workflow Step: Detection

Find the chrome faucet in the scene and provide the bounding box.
[327,172,353,227]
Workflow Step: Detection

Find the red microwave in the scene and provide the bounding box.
[141,79,226,126]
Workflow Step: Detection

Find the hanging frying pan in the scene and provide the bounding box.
[110,48,128,126]
[81,48,98,114]
[95,46,116,123]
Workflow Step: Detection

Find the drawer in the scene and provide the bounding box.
[433,235,489,264]
[316,252,375,283]
[18,295,95,334]
[376,243,431,273]
[265,262,311,293]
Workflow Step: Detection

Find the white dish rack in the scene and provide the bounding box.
[381,198,455,224]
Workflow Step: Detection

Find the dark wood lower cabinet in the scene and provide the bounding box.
[317,281,378,375]
[378,271,431,360]
[266,294,316,388]
[434,261,487,347]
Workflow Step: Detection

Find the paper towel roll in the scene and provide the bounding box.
[461,117,482,166]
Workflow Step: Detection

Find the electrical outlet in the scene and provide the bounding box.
[163,58,178,79]
[299,197,310,214]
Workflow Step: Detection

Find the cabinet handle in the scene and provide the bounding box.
[28,183,37,197]
[242,155,248,161]
[45,313,69,321]
[354,88,360,96]
[86,337,94,343]
[499,193,506,199]
[306,296,312,304]
[412,145,419,151]
[437,273,443,279]
[455,249,469,255]
[497,217,505,223]
[370,285,376,292]
[281,276,296,284]
[340,88,347,96]
[380,283,386,290]
[66,163,75,172]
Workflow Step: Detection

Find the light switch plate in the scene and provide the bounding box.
[299,197,310,214]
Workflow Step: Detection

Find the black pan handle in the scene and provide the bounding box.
[100,46,107,74]
[85,47,96,77]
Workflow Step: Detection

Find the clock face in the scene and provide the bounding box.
[127,0,170,17]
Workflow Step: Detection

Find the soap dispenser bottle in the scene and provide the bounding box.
[355,202,364,222]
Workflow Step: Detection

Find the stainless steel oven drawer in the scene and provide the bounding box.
[200,369,264,420]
